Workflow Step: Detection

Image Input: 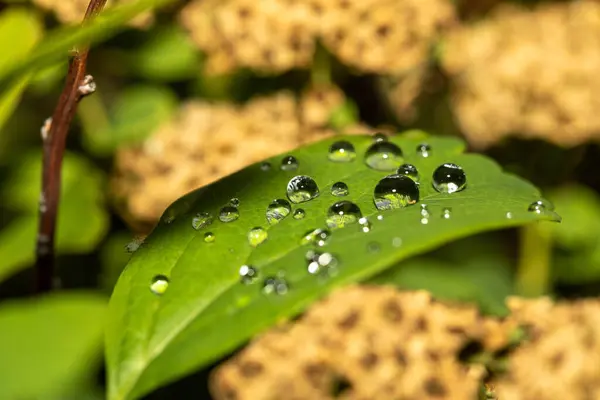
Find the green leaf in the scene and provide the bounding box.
[0,292,106,399]
[106,133,557,399]
[0,0,175,88]
[0,152,109,282]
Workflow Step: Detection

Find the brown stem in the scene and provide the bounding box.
[35,0,107,293]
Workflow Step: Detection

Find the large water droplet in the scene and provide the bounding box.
[287,175,320,204]
[301,228,331,247]
[239,265,258,284]
[229,198,240,207]
[328,141,356,162]
[528,199,554,214]
[266,199,292,224]
[281,155,299,171]
[293,209,306,219]
[373,174,419,211]
[150,275,169,295]
[326,201,362,229]
[432,163,467,194]
[397,163,419,182]
[248,227,268,247]
[260,162,271,171]
[331,182,349,197]
[192,212,213,230]
[416,143,431,157]
[364,141,404,171]
[219,206,240,222]
[442,207,452,219]
[204,232,215,242]
[262,277,289,295]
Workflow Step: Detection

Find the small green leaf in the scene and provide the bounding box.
[0,292,106,399]
[106,133,557,399]
[0,152,109,282]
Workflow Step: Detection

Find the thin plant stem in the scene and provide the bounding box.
[515,223,553,297]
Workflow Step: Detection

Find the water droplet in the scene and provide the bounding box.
[229,198,240,207]
[420,204,430,217]
[125,237,143,253]
[392,237,402,247]
[506,212,513,219]
[293,209,306,219]
[416,143,431,157]
[306,251,338,277]
[219,206,240,222]
[266,199,292,224]
[373,132,388,142]
[326,201,362,229]
[192,212,213,230]
[397,163,419,182]
[432,163,467,194]
[287,175,320,204]
[239,265,259,284]
[420,217,429,225]
[260,162,271,171]
[442,207,452,219]
[162,210,176,224]
[301,228,331,247]
[367,242,381,253]
[377,215,384,221]
[204,232,215,242]
[150,275,169,295]
[365,142,404,171]
[528,199,554,214]
[262,277,289,295]
[331,182,349,197]
[281,155,299,171]
[358,217,372,233]
[328,140,356,162]
[248,227,268,247]
[373,174,419,211]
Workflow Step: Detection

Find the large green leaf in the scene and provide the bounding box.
[106,132,558,399]
[0,292,106,399]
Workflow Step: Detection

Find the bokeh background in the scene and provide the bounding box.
[0,0,599,398]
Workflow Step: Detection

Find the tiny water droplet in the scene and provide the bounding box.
[358,217,372,233]
[239,265,259,284]
[328,141,356,162]
[392,237,402,247]
[287,175,320,204]
[301,228,331,246]
[162,210,176,224]
[377,215,384,221]
[306,251,338,277]
[416,143,431,157]
[150,275,169,295]
[125,237,143,253]
[326,201,362,229]
[432,163,467,194]
[528,199,554,213]
[420,217,429,225]
[248,227,268,247]
[420,204,430,217]
[204,232,215,242]
[506,212,513,219]
[260,162,271,171]
[281,155,299,171]
[397,163,420,182]
[262,277,289,295]
[229,198,240,207]
[365,142,404,171]
[266,199,292,224]
[219,206,240,222]
[367,242,381,253]
[373,174,419,211]
[442,207,452,219]
[331,182,349,197]
[373,132,388,142]
[192,212,213,230]
[293,209,306,219]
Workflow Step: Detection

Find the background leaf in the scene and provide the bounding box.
[0,292,106,399]
[106,133,557,399]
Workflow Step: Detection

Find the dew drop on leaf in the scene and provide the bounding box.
[397,163,420,182]
[358,217,372,233]
[373,174,419,211]
[432,163,467,194]
[367,242,381,253]
[528,199,554,213]
[204,232,215,243]
[192,212,213,230]
[248,227,268,247]
[150,275,169,295]
[506,212,513,219]
[262,277,289,295]
[377,215,384,221]
[326,200,362,229]
[392,237,402,247]
[293,209,306,219]
[229,198,240,207]
[306,251,338,277]
[373,132,388,142]
[301,228,331,247]
[420,204,430,217]
[442,207,452,219]
[331,181,349,197]
[239,265,259,285]
[260,162,271,171]
[364,141,404,171]
[280,155,299,171]
[219,206,240,222]
[286,175,320,204]
[266,199,292,224]
[416,143,431,157]
[328,140,356,162]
